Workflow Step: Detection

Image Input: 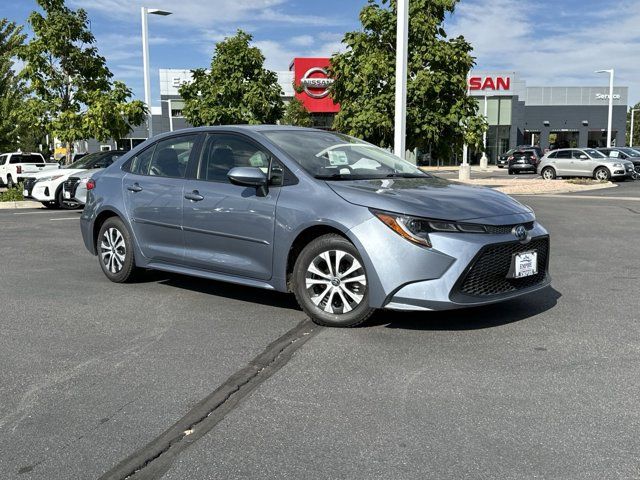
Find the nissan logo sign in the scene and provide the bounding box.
[300,67,333,99]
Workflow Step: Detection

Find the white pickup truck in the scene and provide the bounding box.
[0,152,59,188]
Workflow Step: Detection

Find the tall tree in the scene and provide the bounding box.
[179,30,284,126]
[281,98,313,127]
[329,0,486,161]
[0,19,27,152]
[628,102,640,147]
[19,0,145,162]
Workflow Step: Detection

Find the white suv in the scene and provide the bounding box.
[24,150,124,209]
[0,152,59,188]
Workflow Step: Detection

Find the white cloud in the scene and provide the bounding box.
[448,0,640,105]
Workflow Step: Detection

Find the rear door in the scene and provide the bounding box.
[554,150,573,175]
[182,132,282,280]
[122,134,198,263]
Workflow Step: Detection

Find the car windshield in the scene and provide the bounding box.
[619,148,640,157]
[584,149,606,158]
[67,152,104,169]
[261,130,429,180]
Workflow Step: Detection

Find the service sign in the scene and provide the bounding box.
[291,58,340,113]
[469,76,511,92]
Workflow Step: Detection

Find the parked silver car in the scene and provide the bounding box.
[80,126,551,327]
[538,148,635,180]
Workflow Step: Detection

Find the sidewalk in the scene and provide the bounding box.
[0,200,44,209]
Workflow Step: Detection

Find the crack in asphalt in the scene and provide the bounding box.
[97,319,320,480]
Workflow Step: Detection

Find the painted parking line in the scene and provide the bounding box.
[519,194,640,201]
[13,210,79,215]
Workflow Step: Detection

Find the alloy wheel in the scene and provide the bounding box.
[100,227,126,274]
[595,168,610,181]
[305,249,367,314]
[542,168,554,180]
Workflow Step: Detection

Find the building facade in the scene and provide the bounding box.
[99,61,629,166]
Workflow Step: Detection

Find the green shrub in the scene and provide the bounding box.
[0,183,25,202]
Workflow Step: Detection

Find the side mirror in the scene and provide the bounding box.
[227,167,268,196]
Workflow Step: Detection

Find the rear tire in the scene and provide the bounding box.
[541,167,556,180]
[96,217,138,283]
[42,202,58,209]
[292,234,374,327]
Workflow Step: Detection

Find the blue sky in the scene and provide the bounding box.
[4,0,640,107]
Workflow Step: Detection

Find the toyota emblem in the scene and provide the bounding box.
[512,225,528,242]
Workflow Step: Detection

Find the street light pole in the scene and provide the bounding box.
[631,108,639,147]
[141,7,172,140]
[596,69,614,148]
[393,0,408,159]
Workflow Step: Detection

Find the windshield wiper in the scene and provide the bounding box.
[314,173,353,180]
[385,173,429,178]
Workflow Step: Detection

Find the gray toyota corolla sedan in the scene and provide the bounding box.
[80,126,550,327]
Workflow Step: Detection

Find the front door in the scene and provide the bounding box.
[182,133,280,280]
[122,134,198,263]
[571,149,595,176]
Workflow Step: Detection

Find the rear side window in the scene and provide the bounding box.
[9,154,43,164]
[0,154,7,165]
[547,151,557,159]
[148,135,197,178]
[608,150,621,158]
[127,146,156,175]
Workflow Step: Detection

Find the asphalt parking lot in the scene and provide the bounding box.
[1,183,639,479]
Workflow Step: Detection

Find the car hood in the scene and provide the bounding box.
[29,168,85,180]
[326,176,534,224]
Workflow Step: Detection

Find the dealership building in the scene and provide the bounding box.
[108,59,629,165]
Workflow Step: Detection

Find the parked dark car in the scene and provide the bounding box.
[597,147,640,175]
[508,149,540,175]
[498,146,543,168]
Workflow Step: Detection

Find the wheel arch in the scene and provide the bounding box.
[285,224,350,291]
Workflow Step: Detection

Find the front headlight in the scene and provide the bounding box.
[371,210,488,248]
[36,175,64,183]
[612,163,622,167]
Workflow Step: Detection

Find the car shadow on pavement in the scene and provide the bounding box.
[370,286,562,331]
[141,270,302,311]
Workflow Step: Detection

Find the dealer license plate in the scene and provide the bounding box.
[63,190,71,199]
[509,251,538,278]
[23,189,28,197]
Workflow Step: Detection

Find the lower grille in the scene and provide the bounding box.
[64,177,80,196]
[452,237,549,300]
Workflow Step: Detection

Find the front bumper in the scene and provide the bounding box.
[31,181,56,201]
[349,216,550,311]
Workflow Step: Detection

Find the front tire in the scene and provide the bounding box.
[6,175,15,189]
[594,167,610,181]
[97,217,138,283]
[293,234,374,327]
[57,187,79,210]
[508,169,514,175]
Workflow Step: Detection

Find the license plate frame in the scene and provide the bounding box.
[507,250,538,279]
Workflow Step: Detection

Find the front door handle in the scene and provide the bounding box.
[184,191,204,202]
[127,183,143,192]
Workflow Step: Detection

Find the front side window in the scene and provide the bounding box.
[261,130,429,180]
[584,149,606,159]
[148,135,196,178]
[556,150,571,159]
[199,134,272,183]
[572,150,587,159]
[607,150,621,158]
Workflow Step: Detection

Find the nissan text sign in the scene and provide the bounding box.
[469,76,511,92]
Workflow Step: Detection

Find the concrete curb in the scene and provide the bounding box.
[0,200,44,210]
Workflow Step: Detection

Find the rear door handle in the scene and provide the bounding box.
[184,191,204,202]
[127,183,143,192]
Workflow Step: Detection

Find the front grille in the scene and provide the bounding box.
[485,222,535,235]
[452,237,549,300]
